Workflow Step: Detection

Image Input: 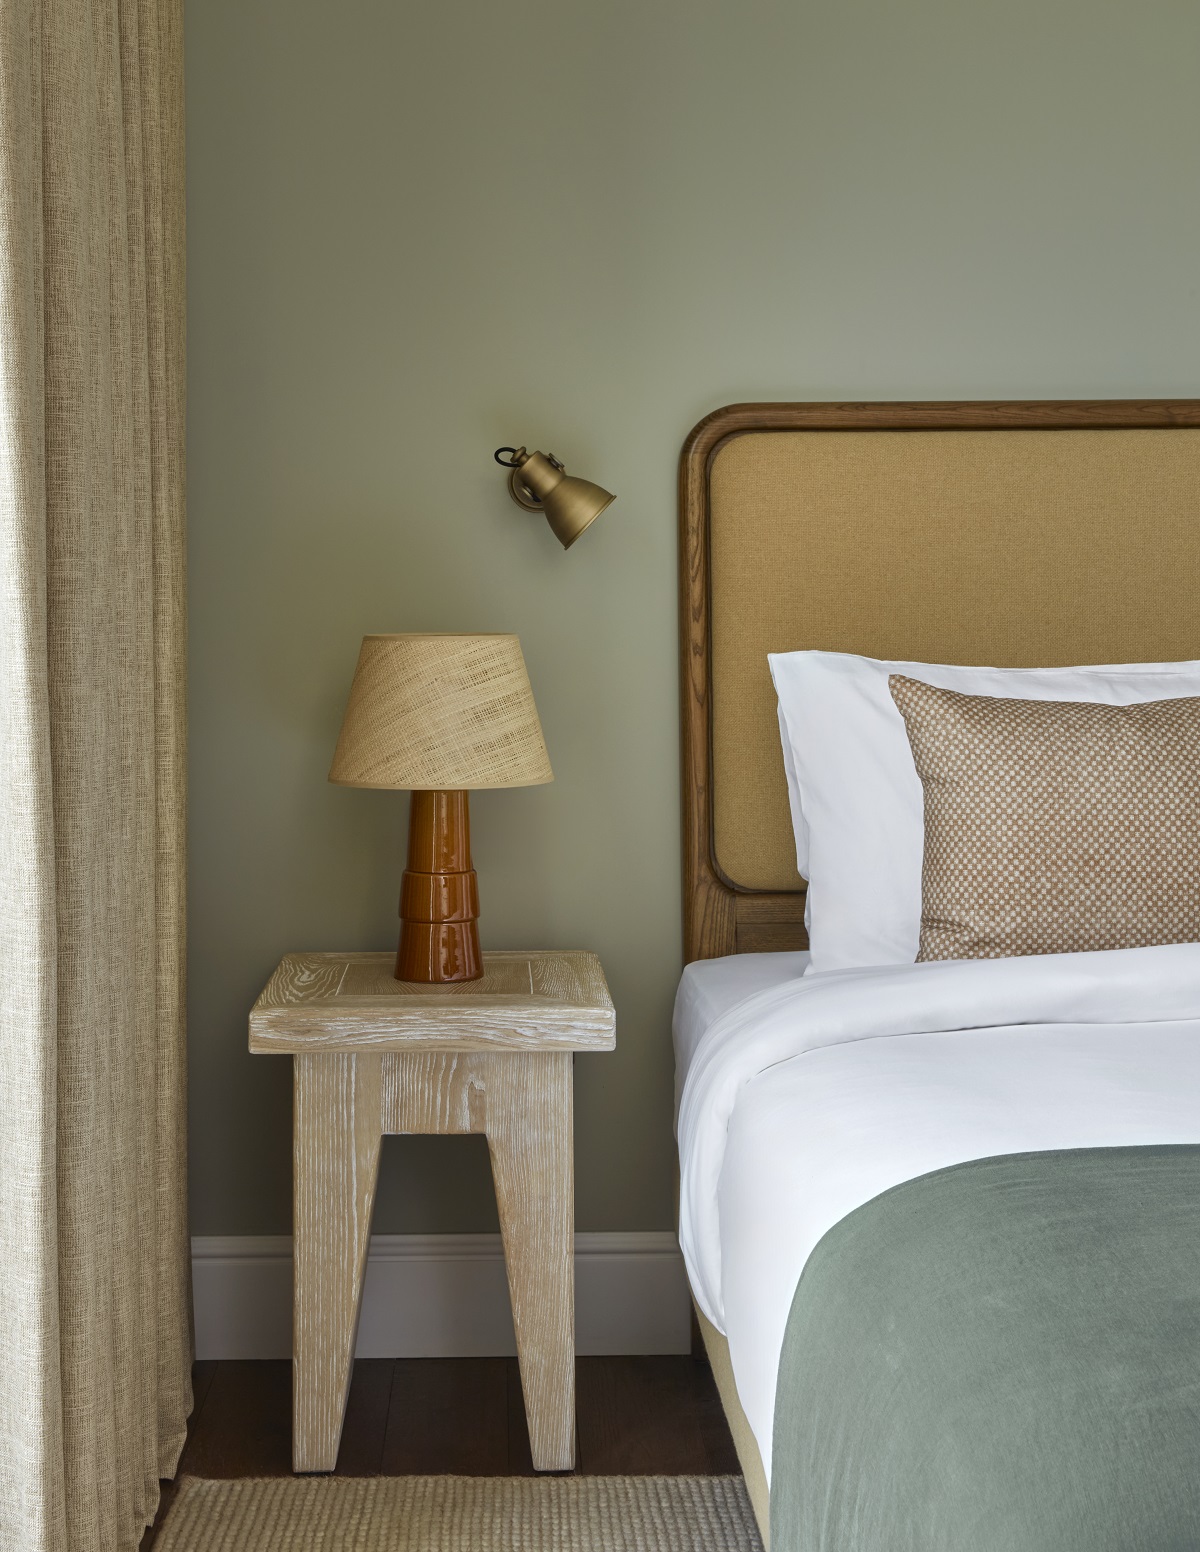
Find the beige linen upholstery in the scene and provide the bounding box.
[890,675,1200,961]
[709,427,1200,893]
[0,2,190,1548]
[694,1306,771,1547]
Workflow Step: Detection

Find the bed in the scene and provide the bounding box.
[674,400,1200,1549]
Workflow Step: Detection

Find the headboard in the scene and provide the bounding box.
[679,400,1200,963]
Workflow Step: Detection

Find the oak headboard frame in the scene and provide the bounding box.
[679,399,1200,964]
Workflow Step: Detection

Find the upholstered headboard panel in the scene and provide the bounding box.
[681,401,1200,961]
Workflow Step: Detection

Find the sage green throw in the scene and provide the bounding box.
[771,1145,1200,1552]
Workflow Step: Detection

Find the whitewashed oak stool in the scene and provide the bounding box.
[248,949,615,1474]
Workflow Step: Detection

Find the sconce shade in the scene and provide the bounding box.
[542,474,616,549]
[503,448,615,549]
[328,633,553,790]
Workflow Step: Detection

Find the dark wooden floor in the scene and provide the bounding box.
[141,1356,740,1548]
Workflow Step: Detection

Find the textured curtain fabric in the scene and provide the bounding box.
[0,1,190,1548]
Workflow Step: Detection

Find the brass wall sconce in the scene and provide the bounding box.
[493,446,615,549]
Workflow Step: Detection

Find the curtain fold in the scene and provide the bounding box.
[0,0,190,1547]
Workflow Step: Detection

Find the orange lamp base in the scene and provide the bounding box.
[395,790,483,983]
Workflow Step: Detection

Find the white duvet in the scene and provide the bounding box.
[676,943,1200,1481]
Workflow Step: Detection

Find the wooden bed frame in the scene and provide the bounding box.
[677,398,1200,1539]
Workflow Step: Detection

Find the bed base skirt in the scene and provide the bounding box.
[693,1301,770,1547]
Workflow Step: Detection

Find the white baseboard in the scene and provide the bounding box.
[192,1232,691,1360]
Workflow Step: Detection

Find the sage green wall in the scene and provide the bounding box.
[186,0,1200,1236]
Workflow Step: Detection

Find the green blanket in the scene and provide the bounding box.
[771,1145,1200,1552]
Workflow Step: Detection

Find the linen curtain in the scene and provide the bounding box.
[0,1,190,1548]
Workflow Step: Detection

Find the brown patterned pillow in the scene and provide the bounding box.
[888,674,1200,962]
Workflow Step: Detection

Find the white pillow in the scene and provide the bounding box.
[769,650,1200,973]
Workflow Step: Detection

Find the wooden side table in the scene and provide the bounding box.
[248,949,615,1474]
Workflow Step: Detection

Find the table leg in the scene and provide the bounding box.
[485,1051,575,1470]
[292,1051,383,1471]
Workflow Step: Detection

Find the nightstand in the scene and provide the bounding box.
[249,948,615,1473]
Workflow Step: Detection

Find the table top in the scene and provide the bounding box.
[249,949,616,1055]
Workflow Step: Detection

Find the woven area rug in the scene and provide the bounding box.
[153,1474,762,1551]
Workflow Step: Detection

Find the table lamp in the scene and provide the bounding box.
[329,633,553,982]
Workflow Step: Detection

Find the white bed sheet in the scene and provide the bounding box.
[673,947,1200,1483]
[672,951,809,1107]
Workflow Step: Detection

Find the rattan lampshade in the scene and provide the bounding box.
[328,633,553,791]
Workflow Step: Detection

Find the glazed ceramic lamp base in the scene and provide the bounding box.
[396,790,483,983]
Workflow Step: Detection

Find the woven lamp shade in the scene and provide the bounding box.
[329,634,553,790]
